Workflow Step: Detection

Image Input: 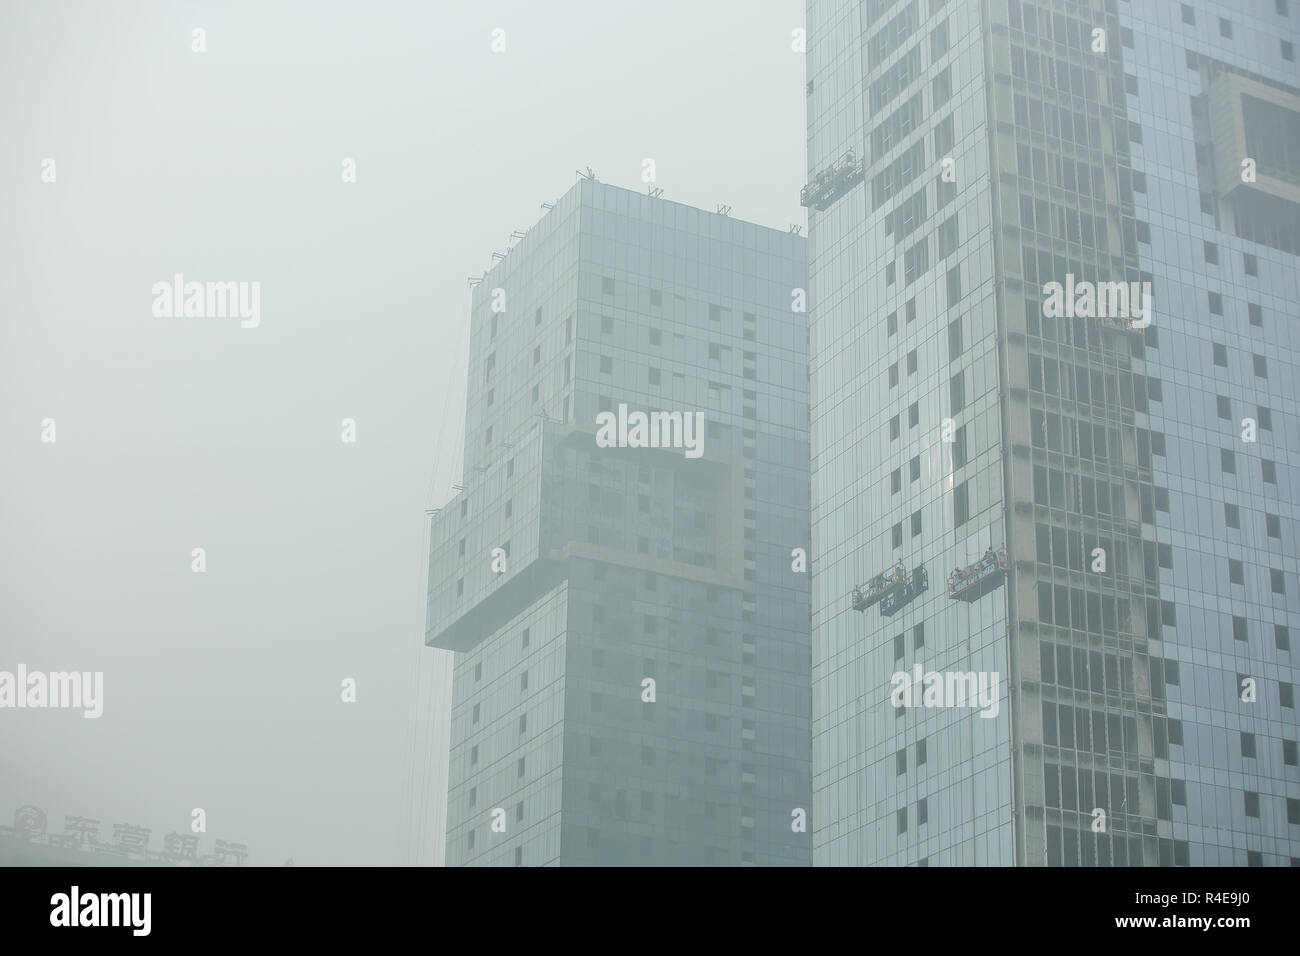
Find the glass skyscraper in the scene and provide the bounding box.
[806,0,1298,865]
[426,178,811,865]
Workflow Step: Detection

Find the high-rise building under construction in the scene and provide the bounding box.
[426,178,811,865]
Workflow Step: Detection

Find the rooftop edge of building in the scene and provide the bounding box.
[470,176,806,291]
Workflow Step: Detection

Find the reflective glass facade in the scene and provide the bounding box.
[807,0,1298,866]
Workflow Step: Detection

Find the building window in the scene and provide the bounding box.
[932,67,951,107]
[938,214,958,258]
[954,481,969,526]
[930,21,949,59]
[934,115,954,159]
[904,238,929,284]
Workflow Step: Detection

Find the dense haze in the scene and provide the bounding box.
[0,0,806,865]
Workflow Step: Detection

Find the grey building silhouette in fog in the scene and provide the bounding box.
[806,0,1298,865]
[426,178,810,865]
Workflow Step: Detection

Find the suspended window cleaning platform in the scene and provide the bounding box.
[947,547,1008,602]
[1098,314,1150,336]
[800,151,865,211]
[852,563,929,617]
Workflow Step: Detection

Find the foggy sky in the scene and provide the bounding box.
[0,0,806,864]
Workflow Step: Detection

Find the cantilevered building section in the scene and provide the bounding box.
[426,178,810,865]
[806,0,1297,866]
